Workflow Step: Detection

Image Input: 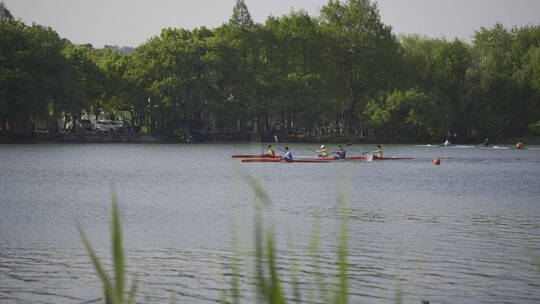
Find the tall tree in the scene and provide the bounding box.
[320,0,400,135]
[0,21,68,137]
[229,0,254,28]
[0,0,13,22]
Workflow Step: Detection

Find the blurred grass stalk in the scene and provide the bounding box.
[81,175,352,304]
[78,190,138,304]
[220,173,351,304]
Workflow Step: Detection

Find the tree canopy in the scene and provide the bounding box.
[2,0,540,142]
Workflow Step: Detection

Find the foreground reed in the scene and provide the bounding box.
[79,178,350,304]
[80,176,455,303]
[78,191,137,304]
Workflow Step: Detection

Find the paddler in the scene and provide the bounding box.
[315,144,330,158]
[515,140,525,149]
[335,145,347,159]
[281,146,293,160]
[370,144,383,159]
[444,138,451,146]
[482,138,489,147]
[265,144,276,157]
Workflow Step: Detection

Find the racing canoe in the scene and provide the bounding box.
[316,156,414,161]
[241,158,330,163]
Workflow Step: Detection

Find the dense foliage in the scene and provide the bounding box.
[1,0,540,141]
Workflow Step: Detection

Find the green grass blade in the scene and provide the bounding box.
[127,277,139,304]
[255,205,268,303]
[309,219,328,303]
[111,191,125,303]
[241,173,271,207]
[286,234,301,304]
[78,225,116,304]
[334,174,350,304]
[266,229,286,304]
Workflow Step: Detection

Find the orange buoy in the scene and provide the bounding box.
[433,157,441,165]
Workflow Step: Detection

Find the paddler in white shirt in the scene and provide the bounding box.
[281,146,293,160]
[315,145,330,158]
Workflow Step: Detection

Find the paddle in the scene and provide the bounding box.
[361,149,376,161]
[365,153,374,162]
[307,147,328,158]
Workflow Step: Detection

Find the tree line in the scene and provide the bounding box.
[1,0,540,142]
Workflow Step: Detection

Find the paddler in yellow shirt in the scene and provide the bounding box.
[370,144,383,159]
[265,145,276,157]
[315,145,330,158]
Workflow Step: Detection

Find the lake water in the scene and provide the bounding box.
[1,143,539,304]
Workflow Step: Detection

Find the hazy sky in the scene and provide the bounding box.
[6,0,540,48]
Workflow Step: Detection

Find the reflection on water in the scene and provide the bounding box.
[1,143,540,303]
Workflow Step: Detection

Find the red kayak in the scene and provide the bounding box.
[316,156,414,161]
[231,154,274,158]
[241,158,330,163]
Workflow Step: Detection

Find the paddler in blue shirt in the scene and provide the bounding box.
[281,146,293,160]
[265,145,276,157]
[371,145,383,159]
[315,145,330,158]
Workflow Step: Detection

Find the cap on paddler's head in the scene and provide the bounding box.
[320,145,325,149]
[284,146,289,150]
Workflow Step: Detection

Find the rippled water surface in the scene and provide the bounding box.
[1,143,539,303]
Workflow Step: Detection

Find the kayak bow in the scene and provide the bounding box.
[231,154,273,158]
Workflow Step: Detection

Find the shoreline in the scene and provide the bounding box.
[1,133,539,145]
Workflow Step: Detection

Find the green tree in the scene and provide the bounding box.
[0,21,68,137]
[126,27,217,136]
[366,89,449,141]
[469,24,540,138]
[320,0,400,135]
[229,0,254,28]
[0,0,13,22]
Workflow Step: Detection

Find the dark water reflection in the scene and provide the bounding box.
[1,143,539,303]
